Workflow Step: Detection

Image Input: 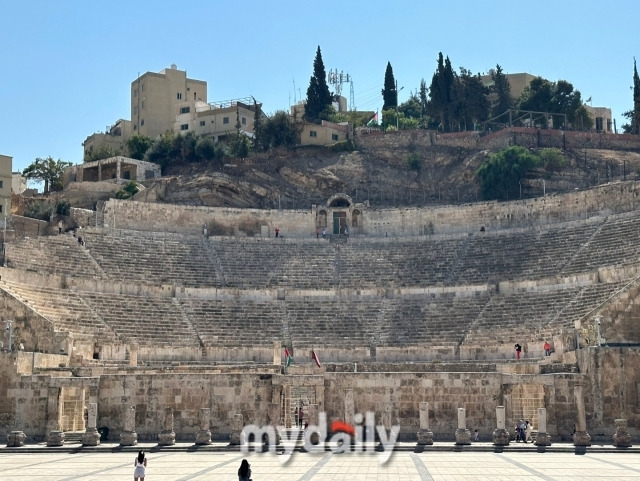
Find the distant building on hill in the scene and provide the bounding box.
[83,65,261,159]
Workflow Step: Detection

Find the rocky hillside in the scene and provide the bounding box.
[59,141,640,211]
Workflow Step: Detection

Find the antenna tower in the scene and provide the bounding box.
[328,68,351,99]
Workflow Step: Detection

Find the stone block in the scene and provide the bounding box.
[455,428,471,445]
[120,430,138,446]
[82,428,100,446]
[47,430,65,447]
[492,428,510,446]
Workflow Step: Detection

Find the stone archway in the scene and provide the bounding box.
[326,194,353,235]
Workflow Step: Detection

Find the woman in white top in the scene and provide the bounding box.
[134,450,147,481]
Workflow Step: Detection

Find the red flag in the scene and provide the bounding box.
[311,349,321,367]
[284,347,290,358]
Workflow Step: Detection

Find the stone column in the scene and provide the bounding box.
[345,390,355,427]
[120,405,138,446]
[7,431,26,447]
[613,419,632,448]
[82,402,100,446]
[535,407,551,446]
[455,407,471,445]
[492,406,509,445]
[46,387,64,446]
[268,403,281,445]
[273,341,281,366]
[573,385,591,446]
[284,385,292,428]
[229,413,243,445]
[417,402,433,445]
[195,408,212,445]
[158,407,176,445]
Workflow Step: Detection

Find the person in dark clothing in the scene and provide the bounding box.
[514,343,522,359]
[238,459,251,481]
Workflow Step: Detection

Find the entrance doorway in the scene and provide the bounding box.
[333,212,346,235]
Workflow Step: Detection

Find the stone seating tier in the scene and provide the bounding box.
[7,212,640,289]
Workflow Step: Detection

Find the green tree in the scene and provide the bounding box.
[115,180,140,199]
[305,46,333,123]
[195,137,217,161]
[126,134,154,160]
[23,156,72,194]
[382,61,397,111]
[84,143,121,162]
[252,97,265,151]
[261,111,302,149]
[490,64,512,119]
[419,78,428,119]
[476,146,541,200]
[427,53,457,131]
[455,68,489,131]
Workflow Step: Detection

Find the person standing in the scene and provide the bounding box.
[316,227,320,239]
[298,405,304,428]
[202,223,208,237]
[238,459,251,481]
[134,450,147,481]
[543,341,551,356]
[514,343,522,360]
[525,420,533,442]
[275,227,280,238]
[58,220,63,234]
[322,228,326,239]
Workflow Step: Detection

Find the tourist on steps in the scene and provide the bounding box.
[514,343,522,360]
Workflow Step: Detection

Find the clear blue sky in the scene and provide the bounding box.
[2,0,638,173]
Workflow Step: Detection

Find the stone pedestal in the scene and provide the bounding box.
[455,408,471,445]
[573,431,591,446]
[120,431,138,446]
[7,430,26,447]
[82,428,100,446]
[535,408,551,446]
[229,413,243,445]
[47,430,65,447]
[417,402,433,445]
[455,428,471,445]
[492,428,510,445]
[158,430,176,445]
[493,406,509,446]
[613,419,632,448]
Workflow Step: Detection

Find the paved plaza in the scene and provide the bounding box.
[1,444,640,480]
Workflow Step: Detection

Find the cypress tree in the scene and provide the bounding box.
[305,46,332,123]
[633,58,640,134]
[382,61,397,111]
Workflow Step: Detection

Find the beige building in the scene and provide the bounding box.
[481,72,536,101]
[82,119,134,161]
[0,155,12,229]
[177,97,261,142]
[585,105,613,133]
[131,64,207,139]
[301,120,352,146]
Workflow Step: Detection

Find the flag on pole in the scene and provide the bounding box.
[311,349,321,368]
[284,347,293,367]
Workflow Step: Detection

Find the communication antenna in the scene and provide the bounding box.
[350,79,355,111]
[328,69,351,98]
[293,78,297,104]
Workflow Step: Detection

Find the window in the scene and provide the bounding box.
[141,100,145,110]
[180,106,190,114]
[223,117,229,124]
[141,84,144,91]
[0,180,3,189]
[241,117,246,125]
[310,131,317,137]
[200,120,205,127]
[332,134,339,141]
[181,124,189,131]
[134,124,137,131]
[141,119,144,126]
[0,205,3,213]
[177,92,182,100]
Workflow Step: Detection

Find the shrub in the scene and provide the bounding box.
[23,201,54,221]
[55,199,71,216]
[115,181,139,199]
[539,148,567,171]
[407,153,421,171]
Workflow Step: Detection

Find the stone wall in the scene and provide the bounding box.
[103,180,640,237]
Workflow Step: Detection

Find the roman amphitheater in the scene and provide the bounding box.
[1,179,640,448]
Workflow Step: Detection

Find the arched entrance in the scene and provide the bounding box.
[326,194,354,235]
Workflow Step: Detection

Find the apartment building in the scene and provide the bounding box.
[131,64,207,139]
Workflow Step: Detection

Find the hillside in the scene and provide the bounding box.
[59,136,640,211]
